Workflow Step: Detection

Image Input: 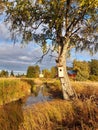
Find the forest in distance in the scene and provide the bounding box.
[0,59,98,81]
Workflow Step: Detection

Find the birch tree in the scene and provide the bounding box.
[2,0,98,99]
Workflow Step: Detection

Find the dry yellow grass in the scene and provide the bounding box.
[72,81,98,99]
[19,99,98,130]
[0,99,97,130]
[0,78,98,130]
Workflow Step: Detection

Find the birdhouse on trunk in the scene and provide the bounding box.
[58,66,64,78]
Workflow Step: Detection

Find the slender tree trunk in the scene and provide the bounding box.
[57,39,75,100]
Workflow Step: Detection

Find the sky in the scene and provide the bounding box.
[0,20,57,74]
[0,17,98,75]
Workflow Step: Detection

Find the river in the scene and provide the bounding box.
[0,84,53,130]
[22,85,53,108]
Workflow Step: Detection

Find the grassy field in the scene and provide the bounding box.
[0,78,98,130]
[72,81,98,100]
[0,78,31,105]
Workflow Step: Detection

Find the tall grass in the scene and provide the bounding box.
[0,79,98,130]
[19,99,98,130]
[0,100,23,130]
[72,81,98,99]
[0,99,98,130]
[0,78,31,105]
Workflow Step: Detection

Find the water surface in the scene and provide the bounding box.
[23,85,53,108]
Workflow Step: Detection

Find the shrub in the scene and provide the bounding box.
[89,75,98,81]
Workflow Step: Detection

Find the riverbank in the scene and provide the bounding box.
[0,78,31,105]
[0,99,98,130]
[0,78,98,130]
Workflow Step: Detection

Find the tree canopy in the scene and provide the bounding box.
[90,59,98,76]
[0,0,5,13]
[2,0,98,53]
[0,70,9,77]
[26,65,40,78]
[73,60,90,81]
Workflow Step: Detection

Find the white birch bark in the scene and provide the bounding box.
[57,39,75,100]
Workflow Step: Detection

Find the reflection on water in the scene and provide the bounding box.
[23,85,53,108]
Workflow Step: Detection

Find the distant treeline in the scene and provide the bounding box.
[26,65,58,78]
[26,59,98,81]
[0,59,98,81]
[0,70,14,77]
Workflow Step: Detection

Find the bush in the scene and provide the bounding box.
[89,75,98,81]
[73,60,90,81]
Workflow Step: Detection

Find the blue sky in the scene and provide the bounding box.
[0,21,57,74]
[0,18,98,74]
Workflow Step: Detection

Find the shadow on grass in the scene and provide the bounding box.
[21,79,40,96]
[43,82,63,99]
[0,100,23,130]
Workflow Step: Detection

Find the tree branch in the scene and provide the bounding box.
[65,0,71,30]
[70,27,81,37]
[65,8,87,37]
[36,47,50,63]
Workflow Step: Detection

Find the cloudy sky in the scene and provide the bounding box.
[0,17,98,75]
[0,19,57,74]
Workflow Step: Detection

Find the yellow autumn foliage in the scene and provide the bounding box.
[78,0,98,7]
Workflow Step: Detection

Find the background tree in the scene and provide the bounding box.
[90,59,98,76]
[89,59,98,81]
[35,65,40,77]
[50,66,58,78]
[73,60,90,81]
[0,70,9,77]
[2,0,98,99]
[27,66,34,78]
[10,70,14,77]
[27,65,40,78]
[42,69,51,78]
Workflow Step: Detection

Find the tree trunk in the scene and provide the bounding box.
[59,61,75,100]
[57,40,76,100]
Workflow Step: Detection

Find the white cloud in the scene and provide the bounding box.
[0,42,56,73]
[0,22,10,40]
[18,56,32,61]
